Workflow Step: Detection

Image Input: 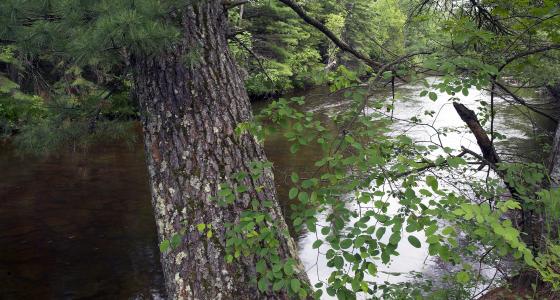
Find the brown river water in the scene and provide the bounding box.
[0,81,554,299]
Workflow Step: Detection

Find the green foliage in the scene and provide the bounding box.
[12,68,138,154]
[1,0,180,65]
[320,0,407,59]
[230,1,324,96]
[0,46,46,136]
[208,81,560,298]
[0,87,45,136]
[212,164,312,298]
[160,231,185,253]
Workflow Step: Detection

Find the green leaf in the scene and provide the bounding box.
[306,219,317,232]
[290,278,301,293]
[428,92,438,101]
[367,263,377,275]
[408,235,421,248]
[351,279,361,292]
[382,71,393,79]
[171,234,182,248]
[453,208,465,216]
[456,271,470,284]
[354,236,366,248]
[333,256,344,268]
[442,226,456,236]
[312,240,323,249]
[298,191,309,203]
[310,192,317,203]
[447,156,466,168]
[258,277,268,292]
[291,172,299,183]
[389,233,401,245]
[290,143,299,153]
[159,240,170,253]
[502,200,521,211]
[289,187,299,199]
[283,260,294,276]
[272,263,282,273]
[237,185,248,193]
[426,176,439,191]
[218,188,232,197]
[381,250,390,264]
[376,227,386,240]
[340,239,353,249]
[256,260,266,274]
[272,279,284,291]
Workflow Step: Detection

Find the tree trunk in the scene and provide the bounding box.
[548,82,560,185]
[550,121,560,186]
[131,2,306,298]
[546,83,560,102]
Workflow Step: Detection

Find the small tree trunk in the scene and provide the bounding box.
[132,2,306,298]
[549,124,560,186]
[546,83,560,102]
[548,82,560,185]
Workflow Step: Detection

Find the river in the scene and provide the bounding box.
[0,78,554,299]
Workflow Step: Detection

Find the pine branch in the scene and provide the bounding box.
[492,80,558,123]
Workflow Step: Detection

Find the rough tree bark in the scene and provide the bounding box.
[131,2,306,299]
[547,83,560,103]
[548,82,560,185]
[549,125,560,186]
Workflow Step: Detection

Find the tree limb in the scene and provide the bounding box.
[452,104,527,215]
[393,150,468,179]
[453,102,501,164]
[277,0,383,69]
[493,80,558,123]
[499,44,560,72]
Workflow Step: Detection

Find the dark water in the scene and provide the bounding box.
[0,144,165,299]
[0,82,554,299]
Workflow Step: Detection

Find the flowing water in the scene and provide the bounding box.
[0,78,554,299]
